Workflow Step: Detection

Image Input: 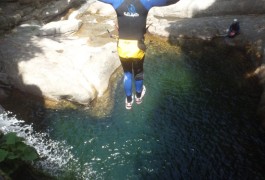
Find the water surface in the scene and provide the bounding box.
[1,40,265,179]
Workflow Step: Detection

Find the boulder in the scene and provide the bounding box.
[0,0,121,106]
[39,0,84,21]
[1,0,265,109]
[149,0,265,18]
[0,0,85,32]
[0,32,119,104]
[87,1,115,17]
[147,14,265,41]
[38,19,82,36]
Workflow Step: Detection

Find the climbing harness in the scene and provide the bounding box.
[106,28,146,59]
[117,39,145,59]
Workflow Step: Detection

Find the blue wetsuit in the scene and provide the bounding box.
[99,0,178,40]
[98,0,179,103]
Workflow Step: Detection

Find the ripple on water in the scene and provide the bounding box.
[1,40,265,179]
[0,112,97,179]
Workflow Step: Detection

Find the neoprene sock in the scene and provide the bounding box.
[136,92,141,98]
[126,96,133,102]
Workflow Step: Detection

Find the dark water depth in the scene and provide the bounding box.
[2,40,265,179]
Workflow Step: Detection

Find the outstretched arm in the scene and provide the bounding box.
[97,0,123,9]
[166,0,180,6]
[141,0,179,10]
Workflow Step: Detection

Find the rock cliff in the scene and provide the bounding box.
[0,0,265,124]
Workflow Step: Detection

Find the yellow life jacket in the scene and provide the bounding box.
[117,39,145,60]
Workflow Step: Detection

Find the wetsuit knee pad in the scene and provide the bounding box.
[135,72,144,80]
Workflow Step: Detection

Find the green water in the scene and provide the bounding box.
[37,41,265,179]
[4,41,265,179]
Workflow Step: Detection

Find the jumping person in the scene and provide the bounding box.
[98,0,180,109]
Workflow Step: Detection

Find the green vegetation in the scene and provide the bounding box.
[0,132,54,179]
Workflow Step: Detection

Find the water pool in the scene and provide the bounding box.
[1,40,265,179]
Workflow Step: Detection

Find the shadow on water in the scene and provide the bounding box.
[35,37,265,179]
[149,1,265,177]
[143,37,265,179]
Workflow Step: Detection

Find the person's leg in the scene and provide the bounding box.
[133,56,145,99]
[120,58,133,103]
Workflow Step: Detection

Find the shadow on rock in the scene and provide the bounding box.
[160,0,265,127]
[0,26,47,130]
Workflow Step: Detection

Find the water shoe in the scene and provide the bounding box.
[135,85,146,104]
[125,96,134,110]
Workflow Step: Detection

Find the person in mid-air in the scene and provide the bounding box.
[98,0,180,109]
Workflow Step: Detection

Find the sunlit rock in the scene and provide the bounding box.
[149,0,265,18]
[1,0,265,111]
[87,1,115,17]
[14,37,120,104]
[38,19,82,36]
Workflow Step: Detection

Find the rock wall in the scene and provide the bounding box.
[0,0,120,105]
[1,0,265,123]
[0,73,11,101]
[86,0,265,125]
[0,0,85,33]
[149,0,265,18]
[87,0,265,18]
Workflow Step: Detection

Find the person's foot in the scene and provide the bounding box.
[135,85,146,104]
[125,96,134,110]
